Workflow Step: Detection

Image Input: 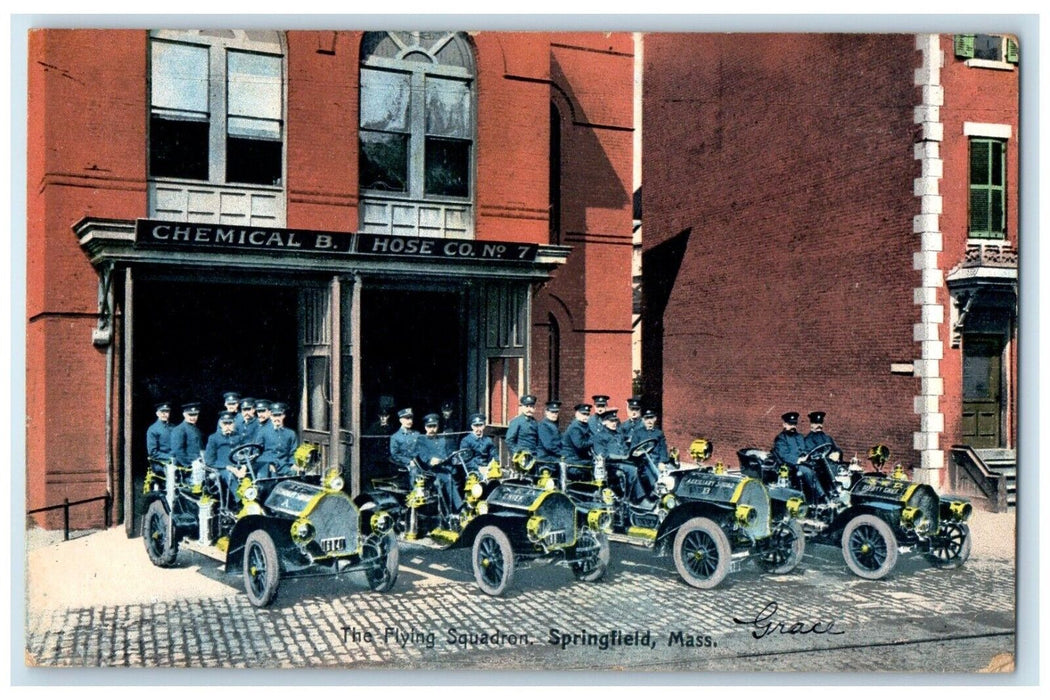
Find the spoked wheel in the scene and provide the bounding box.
[672,517,732,589]
[365,533,400,592]
[841,514,898,580]
[924,522,972,569]
[143,500,179,567]
[472,526,515,596]
[571,531,610,582]
[243,530,281,607]
[757,520,805,574]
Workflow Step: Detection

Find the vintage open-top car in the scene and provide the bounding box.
[367,453,612,595]
[558,438,807,589]
[738,443,973,580]
[142,443,400,606]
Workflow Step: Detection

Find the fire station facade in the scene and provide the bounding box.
[27,30,635,529]
[642,33,1019,509]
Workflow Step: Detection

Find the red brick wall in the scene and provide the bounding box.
[27,30,148,525]
[937,35,1020,452]
[643,33,923,465]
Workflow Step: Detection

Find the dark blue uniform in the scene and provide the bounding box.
[588,414,606,435]
[205,429,243,503]
[562,420,593,462]
[390,427,420,469]
[772,429,825,502]
[505,414,539,455]
[414,433,462,512]
[621,417,642,446]
[170,421,204,467]
[536,418,562,462]
[630,425,669,463]
[234,414,258,444]
[593,428,644,502]
[805,429,841,493]
[258,424,299,477]
[459,432,497,473]
[146,419,175,464]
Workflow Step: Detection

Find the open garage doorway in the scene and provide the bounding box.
[358,285,466,483]
[129,279,298,527]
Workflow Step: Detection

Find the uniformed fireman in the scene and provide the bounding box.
[170,401,204,467]
[258,402,299,478]
[561,403,594,463]
[459,413,497,474]
[146,400,175,469]
[205,410,247,507]
[805,410,842,495]
[631,408,670,494]
[592,408,647,504]
[414,413,463,513]
[235,396,257,442]
[253,399,272,438]
[505,394,539,456]
[389,408,420,471]
[588,395,610,435]
[622,397,644,446]
[216,391,241,432]
[536,400,563,462]
[771,411,826,503]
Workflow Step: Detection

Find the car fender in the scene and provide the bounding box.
[824,502,902,537]
[226,515,310,573]
[455,511,530,551]
[656,501,734,545]
[139,491,168,516]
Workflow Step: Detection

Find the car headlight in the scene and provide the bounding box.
[948,500,972,522]
[661,494,677,510]
[371,510,394,534]
[324,470,345,492]
[526,515,550,542]
[785,496,805,518]
[470,482,484,499]
[900,506,927,532]
[242,485,259,503]
[291,517,314,544]
[476,501,489,515]
[734,504,756,527]
[587,509,612,533]
[601,488,615,505]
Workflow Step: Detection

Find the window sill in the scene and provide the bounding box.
[149,176,283,192]
[964,58,1015,71]
[362,190,472,206]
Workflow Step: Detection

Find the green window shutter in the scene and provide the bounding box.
[969,138,1007,240]
[1006,38,1019,64]
[954,34,975,59]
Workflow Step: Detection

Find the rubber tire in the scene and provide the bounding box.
[842,514,898,580]
[472,526,515,596]
[757,520,805,574]
[924,522,973,569]
[571,531,610,582]
[366,533,401,592]
[243,529,281,607]
[143,500,179,567]
[672,517,732,589]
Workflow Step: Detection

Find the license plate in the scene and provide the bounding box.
[547,531,567,545]
[321,537,347,553]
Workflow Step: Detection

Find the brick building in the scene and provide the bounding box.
[642,33,1019,509]
[27,30,635,529]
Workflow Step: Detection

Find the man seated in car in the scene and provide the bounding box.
[805,410,842,495]
[459,413,497,475]
[535,400,564,464]
[771,411,827,503]
[415,413,464,514]
[630,408,670,493]
[257,402,299,478]
[206,410,248,508]
[592,409,650,506]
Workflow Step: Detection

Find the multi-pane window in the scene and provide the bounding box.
[149,31,284,187]
[969,138,1006,239]
[954,34,1019,64]
[359,32,475,200]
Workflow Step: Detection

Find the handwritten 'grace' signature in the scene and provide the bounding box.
[732,601,845,640]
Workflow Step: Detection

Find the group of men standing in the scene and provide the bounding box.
[771,410,841,503]
[145,391,300,506]
[504,394,670,508]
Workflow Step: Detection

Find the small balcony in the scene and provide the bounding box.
[149,179,285,228]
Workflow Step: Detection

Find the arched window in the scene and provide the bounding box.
[359,32,476,237]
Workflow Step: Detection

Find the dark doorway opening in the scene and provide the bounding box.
[130,279,298,527]
[359,286,464,482]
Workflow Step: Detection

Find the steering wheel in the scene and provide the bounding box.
[630,438,659,459]
[803,443,835,464]
[447,448,472,465]
[229,443,263,467]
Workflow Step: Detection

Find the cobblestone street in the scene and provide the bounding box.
[24,511,1015,674]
